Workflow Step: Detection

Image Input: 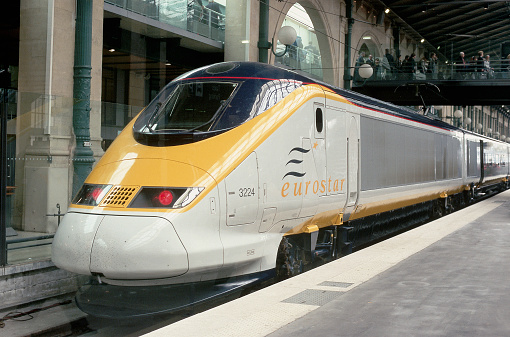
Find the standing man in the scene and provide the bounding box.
[429,52,438,79]
[354,51,366,83]
[385,49,395,79]
[456,52,467,79]
[409,53,417,80]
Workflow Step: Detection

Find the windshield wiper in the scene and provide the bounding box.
[147,102,163,130]
[177,100,227,133]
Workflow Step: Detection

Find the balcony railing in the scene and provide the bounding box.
[105,0,225,43]
[353,56,510,83]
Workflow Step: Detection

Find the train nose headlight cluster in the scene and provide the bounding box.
[129,187,204,209]
[73,184,112,206]
[72,184,204,209]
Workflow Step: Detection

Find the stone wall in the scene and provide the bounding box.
[0,261,88,310]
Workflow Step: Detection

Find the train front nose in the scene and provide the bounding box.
[52,212,189,279]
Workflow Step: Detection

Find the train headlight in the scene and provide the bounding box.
[129,187,204,209]
[157,190,174,206]
[73,184,112,206]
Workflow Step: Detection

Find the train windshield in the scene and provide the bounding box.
[141,82,238,133]
[133,76,304,146]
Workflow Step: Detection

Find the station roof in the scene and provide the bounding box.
[377,0,510,61]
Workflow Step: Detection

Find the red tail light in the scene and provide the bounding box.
[72,184,112,206]
[156,190,174,206]
[91,188,104,202]
[128,187,203,208]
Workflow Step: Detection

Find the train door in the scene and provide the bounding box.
[225,152,259,226]
[295,102,325,218]
[325,106,347,198]
[221,151,264,272]
[343,114,360,220]
[312,102,327,182]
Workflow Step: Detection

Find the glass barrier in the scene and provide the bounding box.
[0,89,152,266]
[186,4,225,42]
[105,0,225,43]
[0,90,109,266]
[2,91,69,265]
[275,42,323,80]
[101,101,144,151]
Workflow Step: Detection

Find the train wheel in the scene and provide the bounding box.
[444,196,453,214]
[276,237,304,281]
[464,186,474,205]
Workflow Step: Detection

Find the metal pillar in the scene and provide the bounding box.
[343,0,353,89]
[393,25,401,59]
[0,89,7,265]
[72,0,95,197]
[258,0,270,63]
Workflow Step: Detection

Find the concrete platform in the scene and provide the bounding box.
[145,189,510,337]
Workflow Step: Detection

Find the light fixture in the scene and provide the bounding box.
[454,110,463,118]
[359,64,373,79]
[421,39,425,43]
[465,117,472,125]
[476,123,483,130]
[271,26,297,57]
[385,8,390,14]
[241,40,250,44]
[363,36,372,40]
[109,48,115,52]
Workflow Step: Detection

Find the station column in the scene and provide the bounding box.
[15,0,103,233]
[72,0,95,197]
[225,0,258,62]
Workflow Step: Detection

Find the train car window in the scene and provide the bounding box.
[315,107,323,133]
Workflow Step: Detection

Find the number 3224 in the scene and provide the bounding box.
[239,187,255,197]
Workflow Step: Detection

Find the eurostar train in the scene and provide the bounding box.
[52,62,509,303]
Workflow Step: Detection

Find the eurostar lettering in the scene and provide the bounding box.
[281,178,345,197]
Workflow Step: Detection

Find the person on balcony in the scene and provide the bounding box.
[476,51,485,79]
[483,54,494,79]
[354,51,366,83]
[455,52,467,79]
[385,49,396,79]
[429,52,438,79]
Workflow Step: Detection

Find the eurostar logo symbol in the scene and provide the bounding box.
[281,146,344,198]
[282,147,309,179]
